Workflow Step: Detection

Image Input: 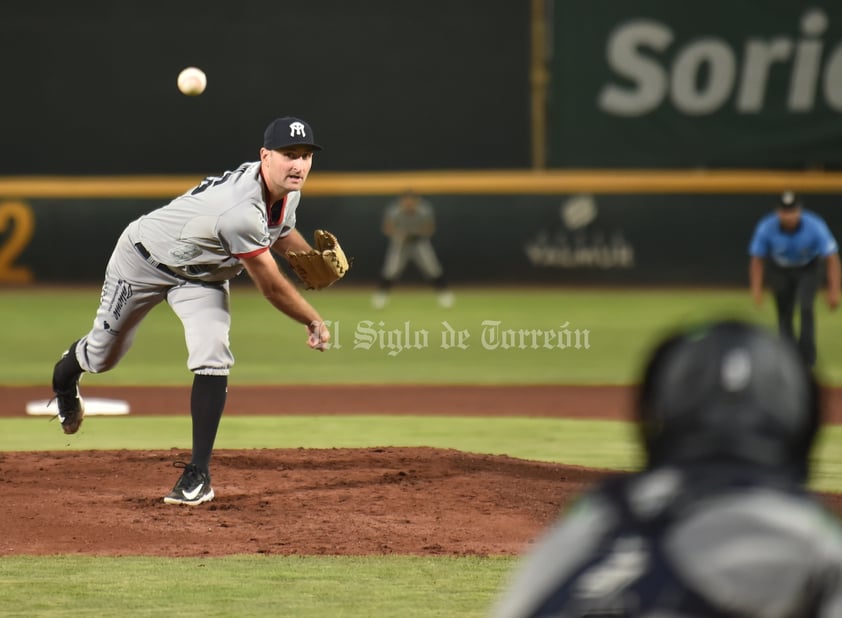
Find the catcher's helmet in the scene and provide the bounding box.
[637,320,820,478]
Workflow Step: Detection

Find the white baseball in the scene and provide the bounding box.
[177,67,207,96]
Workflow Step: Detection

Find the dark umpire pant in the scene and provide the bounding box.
[766,258,820,366]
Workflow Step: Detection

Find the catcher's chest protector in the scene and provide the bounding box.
[530,480,744,617]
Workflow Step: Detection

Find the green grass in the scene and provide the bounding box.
[0,415,641,471]
[0,555,514,618]
[3,286,840,386]
[3,415,841,492]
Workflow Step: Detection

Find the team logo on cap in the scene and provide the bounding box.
[290,122,306,137]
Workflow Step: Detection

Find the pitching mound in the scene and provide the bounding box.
[4,382,841,558]
[3,447,841,557]
[0,447,609,557]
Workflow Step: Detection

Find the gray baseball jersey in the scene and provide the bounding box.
[493,466,842,618]
[383,197,435,239]
[129,161,299,282]
[74,161,297,376]
[381,198,442,279]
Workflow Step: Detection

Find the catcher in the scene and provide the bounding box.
[494,320,842,617]
[50,116,348,506]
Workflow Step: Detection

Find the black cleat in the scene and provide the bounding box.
[54,384,85,435]
[163,462,215,506]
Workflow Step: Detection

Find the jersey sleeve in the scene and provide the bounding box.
[815,218,839,257]
[419,201,436,224]
[218,203,271,258]
[748,220,770,257]
[383,204,397,225]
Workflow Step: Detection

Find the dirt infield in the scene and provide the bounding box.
[1,385,840,557]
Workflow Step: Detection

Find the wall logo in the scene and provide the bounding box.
[599,8,842,116]
[524,195,635,269]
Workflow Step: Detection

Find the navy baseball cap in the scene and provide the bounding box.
[263,117,322,151]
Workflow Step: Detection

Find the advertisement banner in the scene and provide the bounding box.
[4,194,840,286]
[550,1,842,169]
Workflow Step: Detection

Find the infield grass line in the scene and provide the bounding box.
[1,415,840,492]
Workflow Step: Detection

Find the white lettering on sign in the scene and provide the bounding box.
[598,8,842,116]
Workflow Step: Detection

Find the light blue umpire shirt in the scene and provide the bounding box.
[749,210,839,267]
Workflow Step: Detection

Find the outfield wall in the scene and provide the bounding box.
[1,171,840,286]
[0,2,530,175]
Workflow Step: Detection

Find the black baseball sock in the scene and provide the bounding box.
[52,340,83,394]
[190,374,228,474]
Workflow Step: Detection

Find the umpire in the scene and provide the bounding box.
[749,191,840,367]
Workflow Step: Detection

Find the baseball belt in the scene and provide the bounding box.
[134,242,190,281]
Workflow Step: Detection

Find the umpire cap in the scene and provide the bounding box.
[637,320,820,478]
[779,191,802,210]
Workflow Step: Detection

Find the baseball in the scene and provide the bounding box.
[177,67,207,96]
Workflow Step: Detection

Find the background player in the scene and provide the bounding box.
[372,190,453,309]
[749,191,840,367]
[51,116,332,506]
[493,320,842,617]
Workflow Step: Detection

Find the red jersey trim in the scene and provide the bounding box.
[234,246,270,260]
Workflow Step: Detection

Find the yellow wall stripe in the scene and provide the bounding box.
[2,170,842,199]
